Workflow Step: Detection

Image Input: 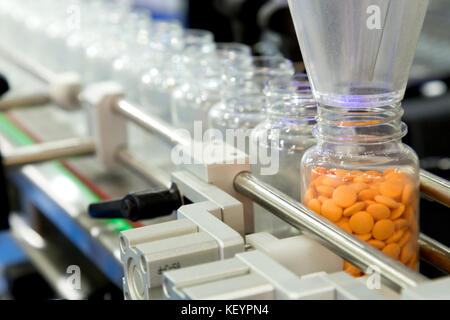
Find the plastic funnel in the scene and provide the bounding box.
[288,0,430,107]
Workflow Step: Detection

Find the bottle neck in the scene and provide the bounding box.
[314,104,407,146]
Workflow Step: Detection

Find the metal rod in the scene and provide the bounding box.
[3,137,96,168]
[234,171,428,289]
[111,99,450,275]
[0,93,51,111]
[418,233,450,274]
[115,146,172,188]
[114,99,190,146]
[0,42,56,84]
[114,101,450,209]
[420,169,450,208]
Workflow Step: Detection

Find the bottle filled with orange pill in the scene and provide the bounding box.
[300,104,420,277]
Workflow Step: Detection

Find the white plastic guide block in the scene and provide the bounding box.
[402,276,450,300]
[245,232,343,275]
[48,72,81,110]
[79,81,126,169]
[120,201,244,300]
[172,170,245,237]
[176,141,254,234]
[163,250,386,300]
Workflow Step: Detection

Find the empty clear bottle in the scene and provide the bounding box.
[112,11,153,102]
[208,56,295,154]
[139,28,214,123]
[171,43,252,135]
[251,74,317,238]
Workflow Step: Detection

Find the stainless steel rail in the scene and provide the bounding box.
[234,172,429,289]
[1,41,449,288]
[0,93,51,111]
[0,42,56,84]
[420,169,450,208]
[114,99,189,146]
[3,137,96,168]
[418,233,450,274]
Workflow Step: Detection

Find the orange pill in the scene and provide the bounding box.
[343,201,366,217]
[318,195,329,203]
[403,206,416,227]
[344,261,362,277]
[337,218,353,234]
[311,175,325,187]
[366,203,391,221]
[397,230,411,247]
[316,185,335,198]
[365,200,376,206]
[379,180,404,198]
[390,204,405,220]
[382,243,401,260]
[394,218,408,231]
[400,243,414,264]
[349,182,369,193]
[385,228,405,244]
[311,167,328,181]
[307,199,322,214]
[355,233,372,241]
[353,175,372,183]
[349,211,374,234]
[358,189,379,201]
[368,239,386,250]
[365,170,381,177]
[382,168,396,176]
[304,188,316,204]
[401,183,415,204]
[332,185,357,208]
[385,171,407,181]
[321,199,343,222]
[372,219,395,240]
[374,195,400,209]
[407,252,417,269]
[321,176,345,188]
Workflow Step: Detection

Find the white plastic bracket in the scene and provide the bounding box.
[119,201,244,300]
[175,141,254,234]
[79,81,126,169]
[163,250,386,300]
[48,72,82,110]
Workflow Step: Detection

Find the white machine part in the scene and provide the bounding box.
[48,72,81,110]
[402,276,450,300]
[162,250,386,300]
[80,82,253,233]
[245,232,344,275]
[79,81,127,169]
[176,139,254,234]
[120,200,245,300]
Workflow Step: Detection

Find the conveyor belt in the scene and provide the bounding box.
[0,58,173,287]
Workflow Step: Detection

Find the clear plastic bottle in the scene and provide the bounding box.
[139,28,214,123]
[170,42,252,134]
[251,74,317,238]
[208,56,295,153]
[82,11,126,84]
[126,21,184,169]
[112,11,153,102]
[300,104,420,276]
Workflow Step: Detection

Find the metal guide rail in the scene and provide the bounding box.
[1,42,450,292]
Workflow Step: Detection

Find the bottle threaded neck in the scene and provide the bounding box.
[314,104,407,144]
